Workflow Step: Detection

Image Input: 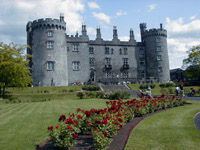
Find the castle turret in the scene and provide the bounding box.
[26,15,68,86]
[140,23,147,42]
[142,23,170,83]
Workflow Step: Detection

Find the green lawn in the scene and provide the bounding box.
[125,100,200,150]
[0,98,107,150]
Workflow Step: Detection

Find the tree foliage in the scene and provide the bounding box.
[0,42,32,98]
[183,46,200,80]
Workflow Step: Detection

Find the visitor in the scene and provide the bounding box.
[175,85,179,96]
[189,88,196,97]
[147,86,151,97]
[180,84,184,96]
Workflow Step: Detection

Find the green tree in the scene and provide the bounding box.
[183,46,200,79]
[0,42,32,98]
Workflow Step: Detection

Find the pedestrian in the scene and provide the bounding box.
[180,84,184,96]
[147,85,151,97]
[175,85,179,96]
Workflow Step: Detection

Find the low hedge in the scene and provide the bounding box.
[82,85,100,91]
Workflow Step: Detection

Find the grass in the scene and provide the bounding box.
[128,83,200,96]
[0,98,107,150]
[125,100,200,150]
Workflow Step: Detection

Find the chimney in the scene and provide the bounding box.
[113,26,118,40]
[130,28,135,41]
[160,23,163,29]
[96,26,102,40]
[82,23,87,36]
[60,13,64,22]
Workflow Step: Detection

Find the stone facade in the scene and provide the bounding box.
[26,15,170,87]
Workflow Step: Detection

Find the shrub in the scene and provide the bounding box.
[139,84,155,89]
[82,85,100,91]
[76,92,85,99]
[159,83,175,88]
[69,89,74,92]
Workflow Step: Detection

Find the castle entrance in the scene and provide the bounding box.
[90,71,95,82]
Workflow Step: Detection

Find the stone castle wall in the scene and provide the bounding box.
[27,16,170,86]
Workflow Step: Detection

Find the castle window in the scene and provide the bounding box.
[123,58,128,65]
[140,58,145,65]
[47,61,54,71]
[140,49,144,55]
[124,48,128,55]
[105,47,109,54]
[119,49,122,55]
[122,72,129,78]
[111,48,114,54]
[140,61,145,65]
[47,41,54,49]
[105,58,111,65]
[73,44,79,52]
[156,37,161,43]
[106,72,113,78]
[157,46,161,51]
[158,67,163,73]
[72,61,80,71]
[89,47,94,54]
[47,31,53,37]
[157,55,162,61]
[89,58,95,67]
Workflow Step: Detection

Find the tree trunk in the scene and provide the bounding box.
[3,85,6,99]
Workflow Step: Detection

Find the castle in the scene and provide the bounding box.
[26,14,170,87]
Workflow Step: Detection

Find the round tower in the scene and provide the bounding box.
[26,14,68,86]
[142,23,170,83]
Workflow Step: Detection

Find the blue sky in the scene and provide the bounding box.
[1,0,200,69]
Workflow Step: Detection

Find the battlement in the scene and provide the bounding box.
[27,18,66,32]
[143,28,167,38]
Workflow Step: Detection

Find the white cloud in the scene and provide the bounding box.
[0,0,85,44]
[190,15,196,20]
[0,19,5,25]
[116,10,127,16]
[92,12,110,24]
[88,2,100,9]
[166,17,200,69]
[119,36,129,41]
[148,4,157,11]
[87,27,96,36]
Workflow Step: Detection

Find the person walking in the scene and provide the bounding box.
[180,84,184,96]
[175,85,179,96]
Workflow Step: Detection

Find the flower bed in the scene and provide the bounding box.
[47,95,186,150]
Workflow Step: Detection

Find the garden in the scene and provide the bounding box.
[0,85,200,150]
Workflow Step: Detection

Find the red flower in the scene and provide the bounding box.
[85,111,91,117]
[117,113,122,116]
[106,101,110,104]
[68,126,73,130]
[73,134,79,138]
[77,108,81,112]
[59,115,66,122]
[48,126,53,131]
[56,126,59,129]
[118,118,123,123]
[77,115,83,119]
[95,127,98,130]
[102,120,108,125]
[103,132,108,137]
